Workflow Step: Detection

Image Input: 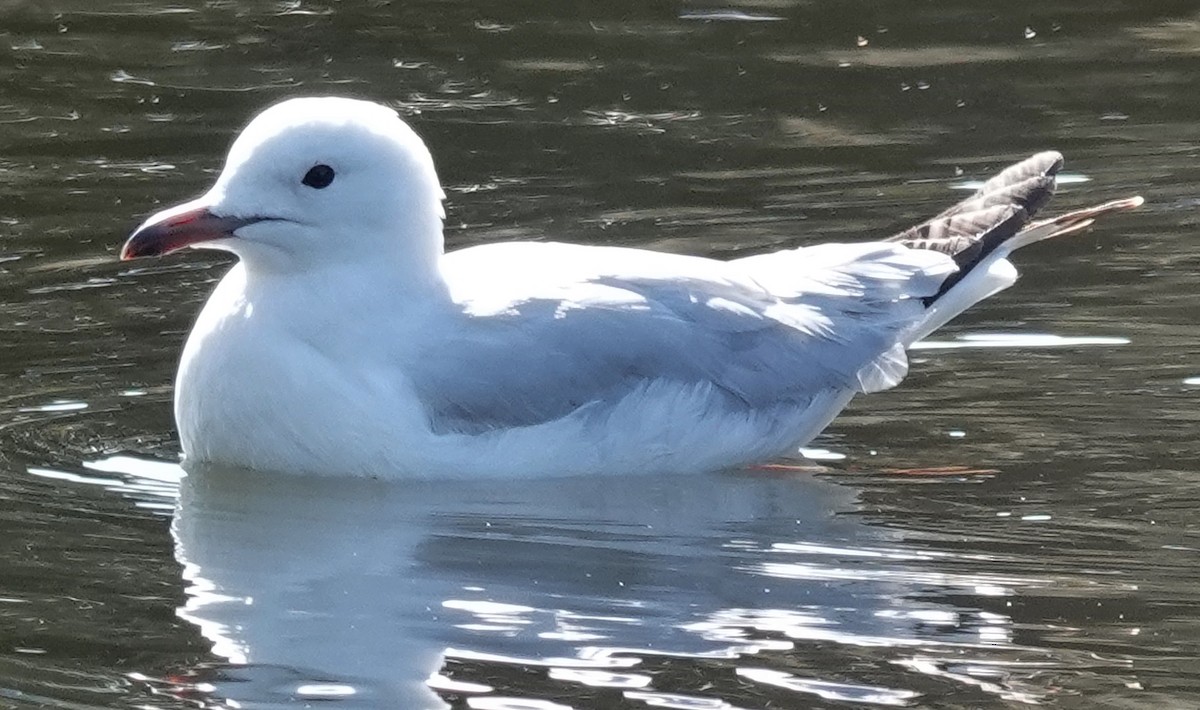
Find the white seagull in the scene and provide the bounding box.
[121,97,1141,478]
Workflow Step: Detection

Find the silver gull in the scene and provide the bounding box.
[120,97,1142,478]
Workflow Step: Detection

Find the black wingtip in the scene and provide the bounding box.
[890,153,1063,254]
[891,152,1143,308]
[887,152,1071,305]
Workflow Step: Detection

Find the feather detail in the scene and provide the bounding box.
[889,153,1142,341]
[889,152,1140,307]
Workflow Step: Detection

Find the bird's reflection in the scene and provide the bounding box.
[139,462,1035,708]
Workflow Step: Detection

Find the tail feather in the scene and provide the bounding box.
[887,152,1141,343]
[889,152,1141,307]
[1006,195,1145,251]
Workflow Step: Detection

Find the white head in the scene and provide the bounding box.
[122,97,446,278]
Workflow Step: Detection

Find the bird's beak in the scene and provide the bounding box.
[120,200,258,260]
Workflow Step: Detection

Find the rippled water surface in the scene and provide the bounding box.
[2,1,1199,708]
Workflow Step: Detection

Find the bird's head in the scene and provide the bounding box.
[121,97,446,275]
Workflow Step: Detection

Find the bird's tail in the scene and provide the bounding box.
[889,151,1143,342]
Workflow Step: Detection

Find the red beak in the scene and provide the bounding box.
[121,204,258,260]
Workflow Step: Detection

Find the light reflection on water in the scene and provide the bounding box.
[2,0,1199,707]
[17,453,1141,708]
[909,332,1130,350]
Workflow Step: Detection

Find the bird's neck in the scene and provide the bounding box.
[227,248,451,348]
[235,223,450,301]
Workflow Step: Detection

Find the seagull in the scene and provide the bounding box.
[120,97,1142,478]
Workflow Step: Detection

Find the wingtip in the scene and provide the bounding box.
[1036,150,1065,175]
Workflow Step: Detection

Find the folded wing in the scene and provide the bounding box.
[422,241,954,433]
[423,152,1140,436]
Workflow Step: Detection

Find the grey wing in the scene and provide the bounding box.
[414,152,1142,436]
[411,243,954,434]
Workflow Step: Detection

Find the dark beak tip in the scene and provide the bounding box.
[118,205,229,261]
[119,224,163,261]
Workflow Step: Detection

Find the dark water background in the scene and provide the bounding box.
[2,1,1200,708]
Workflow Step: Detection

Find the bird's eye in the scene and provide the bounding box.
[302,164,335,189]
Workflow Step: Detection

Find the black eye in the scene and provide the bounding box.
[302,164,335,189]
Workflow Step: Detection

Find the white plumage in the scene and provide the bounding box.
[121,97,1141,478]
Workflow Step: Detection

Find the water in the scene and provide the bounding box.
[2,0,1199,707]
